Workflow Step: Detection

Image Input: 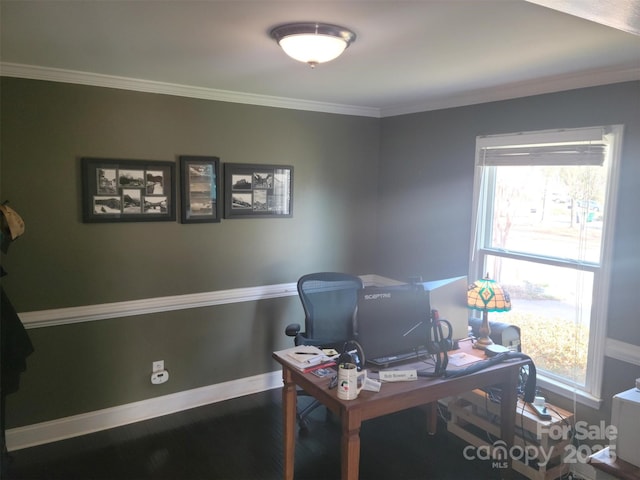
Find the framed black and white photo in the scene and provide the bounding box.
[224,163,293,219]
[180,156,221,224]
[81,157,176,223]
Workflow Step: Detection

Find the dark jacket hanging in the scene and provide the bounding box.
[1,286,34,395]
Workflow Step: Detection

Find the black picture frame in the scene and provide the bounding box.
[224,163,293,219]
[81,157,176,223]
[180,156,221,224]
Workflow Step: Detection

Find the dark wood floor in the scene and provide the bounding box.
[4,388,531,480]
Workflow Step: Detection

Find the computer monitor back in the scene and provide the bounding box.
[420,276,469,342]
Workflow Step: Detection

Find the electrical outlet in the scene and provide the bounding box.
[151,370,169,385]
[152,360,164,373]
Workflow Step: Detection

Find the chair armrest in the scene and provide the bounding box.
[285,323,301,337]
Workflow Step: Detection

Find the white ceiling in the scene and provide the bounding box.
[1,0,639,117]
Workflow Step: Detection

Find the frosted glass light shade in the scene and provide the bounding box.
[270,23,356,67]
[279,34,347,65]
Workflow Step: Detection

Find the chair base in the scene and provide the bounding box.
[296,396,333,434]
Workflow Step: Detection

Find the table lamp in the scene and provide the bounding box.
[467,274,511,350]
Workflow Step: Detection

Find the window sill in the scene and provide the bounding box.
[536,374,603,410]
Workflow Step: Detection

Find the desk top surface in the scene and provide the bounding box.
[273,340,528,420]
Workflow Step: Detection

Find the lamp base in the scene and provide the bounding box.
[473,336,494,350]
[473,311,493,350]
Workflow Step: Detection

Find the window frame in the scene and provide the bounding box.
[468,125,623,408]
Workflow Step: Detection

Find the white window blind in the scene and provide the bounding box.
[476,127,609,166]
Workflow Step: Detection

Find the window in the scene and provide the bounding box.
[469,126,622,407]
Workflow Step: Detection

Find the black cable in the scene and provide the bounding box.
[421,354,436,367]
[444,352,536,402]
[518,399,529,464]
[545,403,572,428]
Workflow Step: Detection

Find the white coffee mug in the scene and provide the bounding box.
[337,363,367,400]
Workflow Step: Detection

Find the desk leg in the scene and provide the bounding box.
[418,402,438,435]
[499,365,520,480]
[341,410,362,480]
[282,368,296,480]
[424,402,438,435]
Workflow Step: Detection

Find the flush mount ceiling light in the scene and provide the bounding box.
[270,22,356,68]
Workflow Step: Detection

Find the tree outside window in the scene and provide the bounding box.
[470,126,622,404]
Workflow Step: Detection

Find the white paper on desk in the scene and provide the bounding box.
[285,346,327,365]
[448,352,483,367]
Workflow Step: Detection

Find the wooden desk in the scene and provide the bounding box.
[273,342,528,480]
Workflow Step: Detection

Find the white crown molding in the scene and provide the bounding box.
[4,62,639,119]
[18,274,393,329]
[6,370,283,451]
[380,64,640,117]
[0,62,381,118]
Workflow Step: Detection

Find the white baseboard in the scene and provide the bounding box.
[8,274,401,451]
[6,370,283,452]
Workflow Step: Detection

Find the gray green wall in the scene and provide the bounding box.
[1,78,638,431]
[378,81,640,419]
[0,78,380,426]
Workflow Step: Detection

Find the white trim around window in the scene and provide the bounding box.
[469,125,624,408]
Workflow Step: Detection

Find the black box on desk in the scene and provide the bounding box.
[469,318,521,352]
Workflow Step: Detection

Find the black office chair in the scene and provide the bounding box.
[285,272,363,433]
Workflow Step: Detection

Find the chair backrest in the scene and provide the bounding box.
[297,272,363,345]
